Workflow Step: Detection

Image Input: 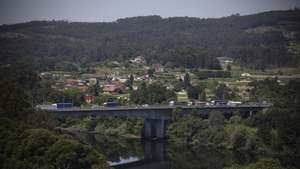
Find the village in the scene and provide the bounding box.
[39,55,298,107]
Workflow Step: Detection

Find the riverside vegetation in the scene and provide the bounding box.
[0,64,111,169]
[167,79,300,169]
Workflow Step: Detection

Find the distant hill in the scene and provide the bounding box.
[0,10,300,71]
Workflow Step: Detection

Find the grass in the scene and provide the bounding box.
[177,91,188,101]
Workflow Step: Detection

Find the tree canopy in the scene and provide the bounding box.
[1,10,300,70]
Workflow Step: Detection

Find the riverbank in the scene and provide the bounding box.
[55,126,142,140]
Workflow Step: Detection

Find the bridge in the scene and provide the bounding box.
[39,104,270,139]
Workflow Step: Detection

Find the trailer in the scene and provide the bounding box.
[51,103,73,109]
[103,102,119,107]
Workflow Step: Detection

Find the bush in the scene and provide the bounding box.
[0,118,109,169]
[47,139,107,169]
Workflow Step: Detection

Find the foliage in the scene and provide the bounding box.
[183,73,191,89]
[0,64,40,117]
[0,64,109,169]
[1,10,300,70]
[168,111,265,152]
[0,118,109,169]
[95,94,117,105]
[186,85,203,100]
[213,83,236,100]
[269,80,300,158]
[248,79,300,160]
[225,158,294,169]
[249,78,282,102]
[130,82,176,104]
[195,70,231,80]
[168,112,227,147]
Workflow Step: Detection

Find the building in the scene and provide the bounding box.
[153,64,164,72]
[130,56,146,64]
[103,83,124,93]
[84,95,96,104]
[241,73,251,77]
[217,57,233,70]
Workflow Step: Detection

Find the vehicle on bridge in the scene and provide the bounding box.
[103,101,119,107]
[51,103,73,109]
[227,101,242,106]
[210,100,228,106]
[210,100,242,106]
[193,101,211,106]
[169,101,189,106]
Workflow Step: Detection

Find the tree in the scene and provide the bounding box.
[214,83,235,100]
[130,82,176,104]
[147,68,155,78]
[187,85,201,100]
[200,90,207,101]
[269,80,300,157]
[89,80,101,96]
[226,64,232,71]
[125,74,134,90]
[183,73,191,89]
[0,64,40,117]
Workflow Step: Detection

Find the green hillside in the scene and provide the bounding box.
[1,10,300,70]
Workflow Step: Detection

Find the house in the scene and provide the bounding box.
[130,56,146,64]
[117,77,128,83]
[217,57,233,70]
[241,73,251,78]
[77,84,89,92]
[84,95,96,104]
[103,83,124,93]
[153,64,164,72]
[66,79,78,86]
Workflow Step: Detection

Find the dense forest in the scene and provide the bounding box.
[1,10,300,70]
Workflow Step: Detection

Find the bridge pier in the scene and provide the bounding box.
[144,141,166,161]
[144,119,153,139]
[144,119,166,139]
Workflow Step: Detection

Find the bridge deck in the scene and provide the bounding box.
[38,104,270,120]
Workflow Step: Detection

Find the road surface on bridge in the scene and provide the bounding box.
[38,103,270,112]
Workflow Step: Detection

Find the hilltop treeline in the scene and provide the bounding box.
[1,10,300,70]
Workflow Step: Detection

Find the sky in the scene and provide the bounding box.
[0,0,300,24]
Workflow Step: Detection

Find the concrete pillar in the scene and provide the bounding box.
[154,119,165,139]
[144,141,152,159]
[144,119,152,139]
[249,111,253,117]
[153,141,165,161]
[144,141,166,161]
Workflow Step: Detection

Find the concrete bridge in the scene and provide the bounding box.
[39,104,270,139]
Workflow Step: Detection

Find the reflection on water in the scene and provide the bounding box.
[108,157,140,167]
[74,133,254,169]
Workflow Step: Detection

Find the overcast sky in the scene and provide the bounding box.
[1,0,300,24]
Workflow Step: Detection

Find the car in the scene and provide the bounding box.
[142,104,149,107]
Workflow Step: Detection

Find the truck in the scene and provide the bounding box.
[210,100,228,106]
[227,101,242,106]
[51,103,73,109]
[169,101,188,106]
[103,102,119,107]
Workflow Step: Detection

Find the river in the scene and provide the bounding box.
[73,133,262,169]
